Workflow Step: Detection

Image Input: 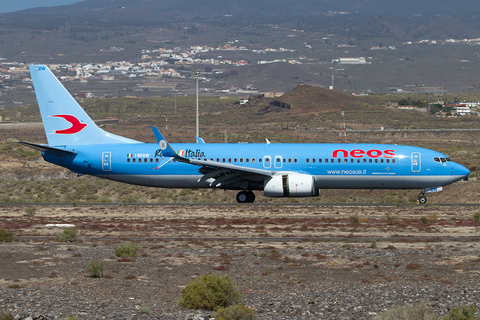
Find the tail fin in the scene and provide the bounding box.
[29,65,139,146]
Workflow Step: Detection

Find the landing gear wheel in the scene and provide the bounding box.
[236,191,256,203]
[236,191,249,203]
[418,195,427,204]
[246,191,256,203]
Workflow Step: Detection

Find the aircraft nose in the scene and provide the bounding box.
[456,163,470,180]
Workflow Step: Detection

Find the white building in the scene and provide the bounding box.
[332,57,368,64]
[454,106,471,116]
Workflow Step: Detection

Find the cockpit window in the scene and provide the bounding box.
[434,157,452,163]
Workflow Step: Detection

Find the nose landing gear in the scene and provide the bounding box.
[418,193,427,204]
[236,191,256,203]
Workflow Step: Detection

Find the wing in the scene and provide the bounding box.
[189,158,274,189]
[150,127,275,190]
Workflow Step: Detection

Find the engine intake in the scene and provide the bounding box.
[264,173,319,198]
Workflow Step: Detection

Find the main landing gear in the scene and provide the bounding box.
[236,191,256,203]
[418,192,427,205]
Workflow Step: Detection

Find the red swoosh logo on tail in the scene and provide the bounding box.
[51,114,87,134]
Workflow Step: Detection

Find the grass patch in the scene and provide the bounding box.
[374,301,437,320]
[0,312,14,320]
[213,304,257,320]
[55,227,78,242]
[179,273,244,311]
[115,242,139,258]
[85,259,109,278]
[0,228,13,242]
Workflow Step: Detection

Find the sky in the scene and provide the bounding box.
[0,0,83,13]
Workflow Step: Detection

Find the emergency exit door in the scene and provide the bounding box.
[102,152,111,172]
[411,152,421,173]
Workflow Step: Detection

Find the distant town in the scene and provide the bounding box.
[2,34,480,109]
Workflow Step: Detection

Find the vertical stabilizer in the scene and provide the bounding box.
[29,65,139,146]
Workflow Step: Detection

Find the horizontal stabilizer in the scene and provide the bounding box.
[15,141,77,157]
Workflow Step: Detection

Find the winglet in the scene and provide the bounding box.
[150,126,184,160]
[195,136,206,144]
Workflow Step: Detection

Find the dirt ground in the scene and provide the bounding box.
[1,204,480,319]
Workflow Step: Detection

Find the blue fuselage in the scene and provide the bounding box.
[43,142,469,190]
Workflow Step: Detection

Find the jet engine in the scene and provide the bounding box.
[263,173,319,197]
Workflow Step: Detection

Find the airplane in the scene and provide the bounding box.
[18,64,470,204]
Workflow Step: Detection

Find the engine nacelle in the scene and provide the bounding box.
[264,173,320,198]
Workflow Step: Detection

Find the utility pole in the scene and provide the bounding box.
[192,70,201,139]
[339,104,346,142]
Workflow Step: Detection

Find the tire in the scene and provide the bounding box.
[236,191,248,203]
[418,195,427,204]
[246,191,256,203]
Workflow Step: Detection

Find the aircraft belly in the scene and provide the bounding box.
[315,175,461,189]
[103,174,207,188]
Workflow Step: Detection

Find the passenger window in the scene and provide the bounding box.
[288,158,292,163]
[252,158,256,163]
[369,159,372,163]
[392,159,396,163]
[306,158,309,163]
[150,158,153,162]
[156,158,159,162]
[319,159,322,163]
[363,159,366,163]
[228,158,232,162]
[265,158,269,163]
[222,158,226,162]
[380,159,384,163]
[246,158,249,163]
[294,158,297,163]
[133,159,136,163]
[312,158,316,163]
[234,158,237,162]
[350,159,354,163]
[283,158,286,163]
[375,159,378,163]
[216,158,220,162]
[344,159,348,163]
[259,158,262,163]
[386,159,390,163]
[127,158,130,163]
[357,159,360,163]
[277,158,281,162]
[337,159,341,163]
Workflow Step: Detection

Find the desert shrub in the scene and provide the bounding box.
[179,273,244,311]
[443,304,480,320]
[473,212,480,223]
[420,213,438,224]
[374,301,438,320]
[348,214,360,224]
[139,306,150,314]
[213,304,257,320]
[405,262,421,270]
[24,207,36,216]
[0,311,14,320]
[86,259,108,278]
[55,227,78,242]
[0,228,13,242]
[115,242,139,257]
